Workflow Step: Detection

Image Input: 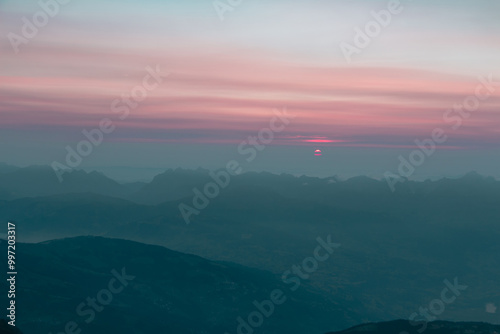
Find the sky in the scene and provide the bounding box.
[0,0,499,181]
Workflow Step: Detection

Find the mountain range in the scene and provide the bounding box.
[1,164,499,331]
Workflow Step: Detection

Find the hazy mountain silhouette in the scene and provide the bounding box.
[1,164,499,207]
[0,166,129,200]
[0,163,19,174]
[130,168,214,204]
[131,169,343,205]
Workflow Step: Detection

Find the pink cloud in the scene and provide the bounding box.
[1,44,499,149]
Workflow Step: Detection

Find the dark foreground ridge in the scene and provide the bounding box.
[328,319,500,334]
[1,236,352,334]
[2,236,500,333]
[0,319,22,334]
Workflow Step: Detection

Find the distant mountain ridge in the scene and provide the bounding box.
[0,165,126,200]
[0,163,20,174]
[0,164,499,206]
